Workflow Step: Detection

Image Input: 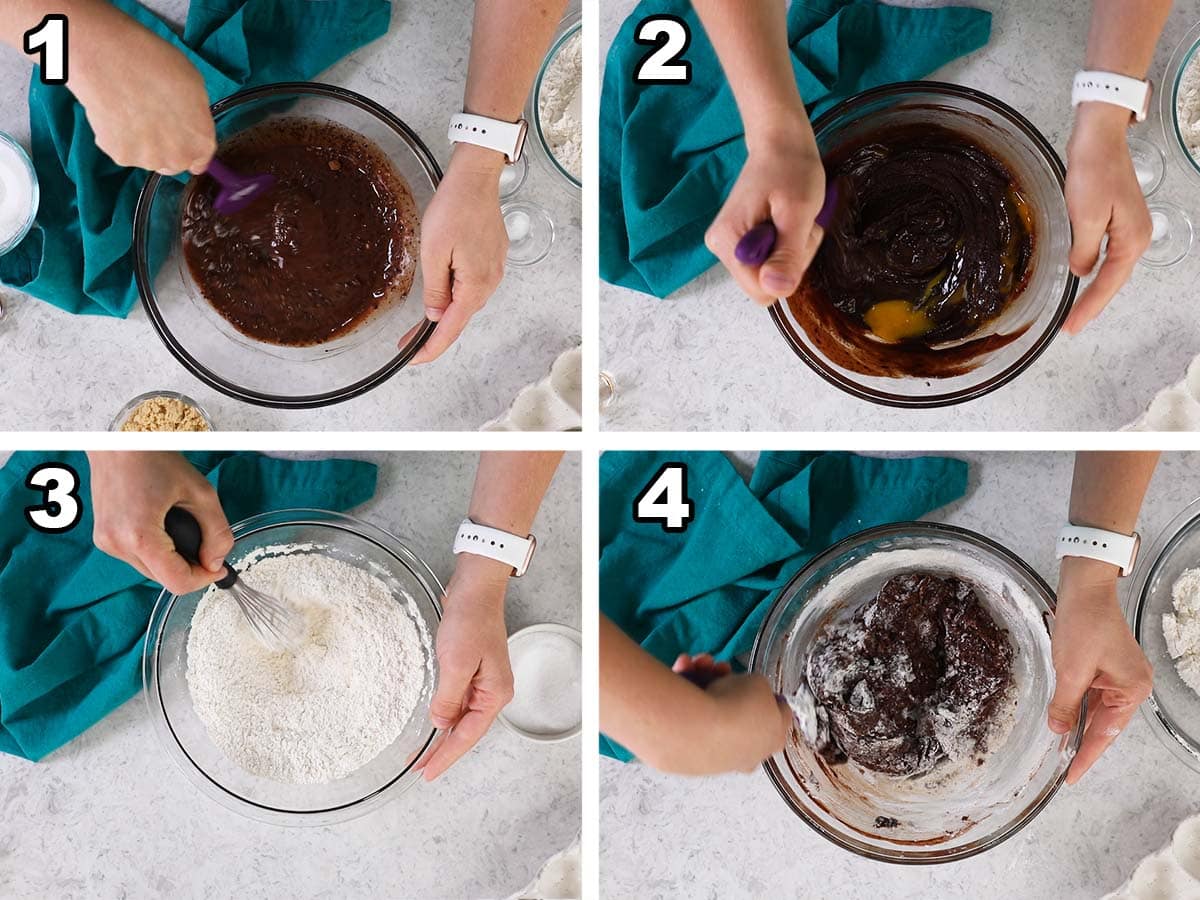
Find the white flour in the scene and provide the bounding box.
[186,546,430,784]
[0,139,35,246]
[505,631,581,735]
[538,30,582,182]
[1178,52,1200,161]
[1164,567,1200,696]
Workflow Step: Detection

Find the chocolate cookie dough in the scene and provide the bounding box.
[181,118,419,347]
[807,571,1014,778]
[790,121,1035,378]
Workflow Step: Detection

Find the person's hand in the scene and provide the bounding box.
[672,655,791,774]
[1049,557,1154,783]
[402,144,508,365]
[705,115,826,307]
[89,452,232,595]
[419,555,513,780]
[1062,104,1153,334]
[68,3,215,174]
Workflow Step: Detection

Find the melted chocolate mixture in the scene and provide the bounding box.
[807,572,1014,778]
[181,118,418,347]
[789,121,1035,378]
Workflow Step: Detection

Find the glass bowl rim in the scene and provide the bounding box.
[749,519,1083,864]
[132,81,442,410]
[529,14,583,190]
[1128,495,1200,773]
[1161,22,1200,183]
[108,389,215,432]
[768,80,1079,409]
[142,507,445,826]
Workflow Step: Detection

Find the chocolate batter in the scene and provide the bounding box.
[807,572,1014,778]
[181,118,419,347]
[790,120,1035,378]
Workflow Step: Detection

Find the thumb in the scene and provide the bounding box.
[421,250,454,323]
[188,493,233,574]
[430,655,476,729]
[758,206,821,298]
[1047,660,1094,734]
[1068,212,1107,278]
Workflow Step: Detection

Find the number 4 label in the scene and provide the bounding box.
[24,462,82,534]
[634,463,695,533]
[634,15,692,85]
[23,14,69,85]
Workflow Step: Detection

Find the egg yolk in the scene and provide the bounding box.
[864,300,935,343]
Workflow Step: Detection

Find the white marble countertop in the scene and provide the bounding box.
[0,450,581,899]
[599,0,1200,432]
[0,0,581,432]
[600,451,1200,899]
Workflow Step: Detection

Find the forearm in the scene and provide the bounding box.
[1075,0,1172,133]
[599,615,719,774]
[691,0,809,151]
[1062,451,1159,586]
[1,1,126,63]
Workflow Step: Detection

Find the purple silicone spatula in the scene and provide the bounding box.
[205,157,276,216]
[734,181,839,267]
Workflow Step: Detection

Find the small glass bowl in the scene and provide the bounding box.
[0,131,39,255]
[109,390,215,432]
[498,623,583,743]
[771,82,1078,408]
[133,83,441,409]
[750,522,1082,864]
[143,509,443,826]
[1161,22,1200,185]
[1128,498,1200,774]
[527,11,583,191]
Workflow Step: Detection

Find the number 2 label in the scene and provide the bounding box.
[634,463,695,533]
[24,462,82,534]
[23,14,69,86]
[634,15,691,85]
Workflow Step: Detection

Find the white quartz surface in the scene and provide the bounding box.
[599,0,1200,431]
[600,451,1200,899]
[0,0,581,432]
[0,450,581,899]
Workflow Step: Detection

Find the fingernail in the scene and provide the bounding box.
[207,560,224,573]
[1048,718,1069,734]
[425,307,443,322]
[431,714,451,728]
[761,271,795,294]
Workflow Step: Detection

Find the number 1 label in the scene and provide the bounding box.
[23,14,69,85]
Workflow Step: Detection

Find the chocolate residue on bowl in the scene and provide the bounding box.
[181,118,419,347]
[807,571,1015,778]
[790,121,1035,379]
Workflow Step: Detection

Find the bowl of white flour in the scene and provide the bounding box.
[1162,22,1200,183]
[1130,497,1200,775]
[529,11,582,190]
[143,508,441,825]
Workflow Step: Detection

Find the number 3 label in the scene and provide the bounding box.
[24,463,82,534]
[634,463,695,533]
[634,15,692,85]
[23,14,69,85]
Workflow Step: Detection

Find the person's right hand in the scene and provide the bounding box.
[1049,557,1154,784]
[704,115,826,307]
[673,653,792,774]
[69,4,215,174]
[89,452,232,595]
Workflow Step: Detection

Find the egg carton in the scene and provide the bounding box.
[482,345,581,431]
[1103,814,1200,899]
[1124,355,1200,432]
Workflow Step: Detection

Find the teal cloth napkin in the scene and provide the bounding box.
[0,451,378,761]
[599,0,992,298]
[0,0,391,316]
[599,450,968,761]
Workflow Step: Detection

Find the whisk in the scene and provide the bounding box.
[164,507,304,653]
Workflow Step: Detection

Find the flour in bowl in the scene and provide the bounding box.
[186,546,431,784]
[537,29,582,182]
[1164,567,1200,696]
[1178,53,1200,162]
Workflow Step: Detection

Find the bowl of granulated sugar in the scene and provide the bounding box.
[499,623,582,743]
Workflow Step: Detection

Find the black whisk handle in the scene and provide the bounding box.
[164,506,237,590]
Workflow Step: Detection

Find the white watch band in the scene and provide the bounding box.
[448,113,528,164]
[1055,525,1141,577]
[1072,70,1153,123]
[453,519,537,577]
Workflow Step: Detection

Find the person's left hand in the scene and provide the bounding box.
[418,555,513,780]
[402,145,509,365]
[1062,104,1154,334]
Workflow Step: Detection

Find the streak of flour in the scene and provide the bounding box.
[538,30,582,181]
[1164,567,1200,695]
[186,546,430,784]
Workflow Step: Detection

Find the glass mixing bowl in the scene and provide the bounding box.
[1161,21,1200,186]
[750,522,1082,864]
[1129,498,1200,774]
[771,82,1078,408]
[133,83,441,409]
[527,9,582,191]
[143,509,442,826]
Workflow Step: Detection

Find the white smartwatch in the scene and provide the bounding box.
[448,113,528,164]
[1072,70,1154,123]
[453,518,537,577]
[1055,524,1141,577]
